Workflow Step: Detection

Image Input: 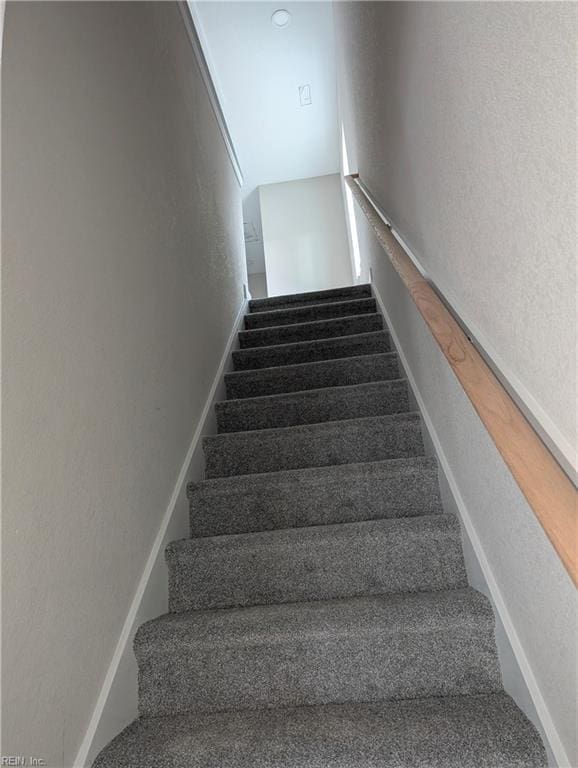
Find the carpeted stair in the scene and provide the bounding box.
[94,283,547,767]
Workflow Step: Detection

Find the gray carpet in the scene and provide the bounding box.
[187,457,444,537]
[203,412,425,478]
[232,329,391,370]
[93,284,547,766]
[226,351,399,399]
[216,379,410,432]
[238,312,384,348]
[166,515,467,611]
[93,694,545,768]
[249,282,372,312]
[136,589,502,717]
[244,296,377,329]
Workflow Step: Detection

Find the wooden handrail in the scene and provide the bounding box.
[346,173,577,587]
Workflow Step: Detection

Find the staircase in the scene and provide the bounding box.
[94,284,546,767]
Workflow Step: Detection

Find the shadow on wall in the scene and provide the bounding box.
[248,272,268,299]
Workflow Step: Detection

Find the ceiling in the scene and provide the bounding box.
[193,1,341,273]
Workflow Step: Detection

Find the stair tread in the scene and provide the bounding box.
[226,352,398,399]
[172,513,460,555]
[134,588,502,716]
[216,379,410,432]
[191,454,438,493]
[203,412,424,478]
[244,297,377,329]
[136,587,493,650]
[232,330,390,370]
[249,283,371,312]
[239,312,384,348]
[205,411,421,444]
[93,693,547,768]
[188,456,442,536]
[167,514,467,612]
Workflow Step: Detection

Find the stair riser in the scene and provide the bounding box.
[245,298,377,330]
[189,459,442,537]
[233,331,390,371]
[216,381,410,433]
[137,618,500,717]
[204,414,424,478]
[239,314,384,349]
[249,284,372,313]
[167,518,467,612]
[226,353,399,400]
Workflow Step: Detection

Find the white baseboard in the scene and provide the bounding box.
[371,281,569,768]
[74,299,248,767]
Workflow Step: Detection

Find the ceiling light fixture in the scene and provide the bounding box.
[271,9,291,29]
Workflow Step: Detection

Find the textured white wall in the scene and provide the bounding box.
[337,1,576,466]
[260,174,352,296]
[195,1,341,274]
[335,2,577,763]
[2,3,246,765]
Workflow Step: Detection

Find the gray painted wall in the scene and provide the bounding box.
[335,2,576,763]
[2,3,246,765]
[248,272,268,299]
[336,1,576,470]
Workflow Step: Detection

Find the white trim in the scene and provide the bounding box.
[340,125,361,282]
[178,2,243,187]
[354,177,576,483]
[371,281,570,768]
[0,0,6,754]
[74,299,248,767]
